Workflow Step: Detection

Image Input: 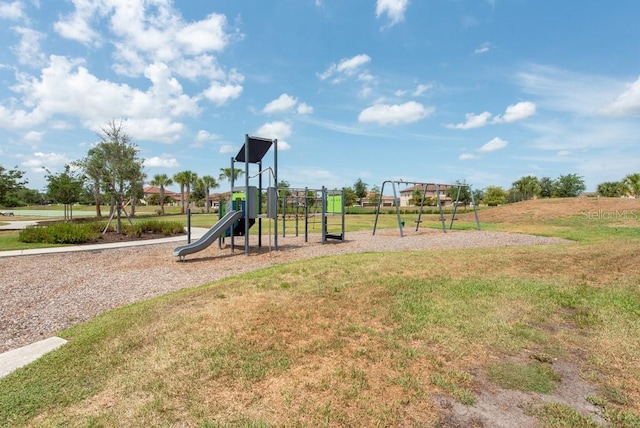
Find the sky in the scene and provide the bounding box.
[1,0,639,195]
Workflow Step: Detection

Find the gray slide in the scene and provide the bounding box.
[173,210,243,259]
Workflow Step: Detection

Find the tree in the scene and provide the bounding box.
[198,175,219,213]
[368,184,381,205]
[623,173,640,197]
[409,189,424,207]
[0,165,28,207]
[129,170,146,217]
[150,173,173,214]
[218,167,244,183]
[343,187,357,207]
[353,178,368,205]
[537,177,556,198]
[173,170,198,213]
[93,120,144,233]
[483,186,507,206]
[511,175,539,201]
[45,165,85,220]
[446,181,472,210]
[15,188,45,205]
[74,148,107,217]
[553,173,586,197]
[597,181,625,198]
[173,171,189,214]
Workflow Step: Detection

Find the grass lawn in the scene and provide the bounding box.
[1,198,639,426]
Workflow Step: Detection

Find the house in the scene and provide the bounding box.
[142,186,181,205]
[398,184,454,207]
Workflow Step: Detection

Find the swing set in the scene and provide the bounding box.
[372,180,480,237]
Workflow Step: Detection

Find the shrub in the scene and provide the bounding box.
[122,220,184,237]
[18,220,183,244]
[19,222,99,244]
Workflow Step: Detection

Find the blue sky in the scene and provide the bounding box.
[1,0,639,194]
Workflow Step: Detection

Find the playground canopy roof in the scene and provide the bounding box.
[235,136,273,164]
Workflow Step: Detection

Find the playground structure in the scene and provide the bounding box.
[372,180,480,237]
[173,135,345,260]
[279,187,345,243]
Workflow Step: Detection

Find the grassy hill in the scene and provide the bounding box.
[1,198,639,426]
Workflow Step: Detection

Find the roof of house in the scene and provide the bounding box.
[143,186,181,197]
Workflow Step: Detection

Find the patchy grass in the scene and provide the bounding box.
[1,198,640,426]
[487,361,560,394]
[528,402,601,427]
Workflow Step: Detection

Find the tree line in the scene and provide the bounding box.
[2,128,639,216]
[339,172,639,208]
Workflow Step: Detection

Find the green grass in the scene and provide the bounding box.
[486,361,560,394]
[528,403,601,427]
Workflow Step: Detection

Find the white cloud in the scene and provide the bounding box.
[557,150,570,156]
[124,118,184,143]
[191,130,221,147]
[262,93,313,115]
[413,83,433,96]
[21,152,70,172]
[0,1,25,20]
[23,130,43,143]
[447,111,492,129]
[53,1,101,46]
[12,26,46,66]
[144,155,179,168]
[375,0,410,27]
[175,13,229,54]
[447,102,536,129]
[517,64,622,115]
[195,130,220,142]
[202,80,243,106]
[219,144,236,154]
[358,101,433,125]
[459,153,477,160]
[1,55,206,145]
[319,54,371,81]
[598,76,640,116]
[494,101,536,123]
[477,137,508,152]
[297,103,313,115]
[53,1,238,82]
[254,121,292,150]
[474,42,490,54]
[263,93,297,114]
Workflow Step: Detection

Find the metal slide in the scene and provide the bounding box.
[173,210,243,259]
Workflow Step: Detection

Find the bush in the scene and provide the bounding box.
[18,220,183,244]
[19,222,99,244]
[122,220,184,237]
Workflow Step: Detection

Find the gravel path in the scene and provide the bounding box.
[0,229,568,353]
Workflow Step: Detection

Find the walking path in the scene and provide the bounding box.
[0,227,208,377]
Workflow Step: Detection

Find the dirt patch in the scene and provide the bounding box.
[436,355,606,427]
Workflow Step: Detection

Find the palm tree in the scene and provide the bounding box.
[623,173,640,197]
[174,170,199,212]
[218,167,244,183]
[512,175,540,201]
[198,175,219,213]
[173,171,190,214]
[150,173,173,214]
